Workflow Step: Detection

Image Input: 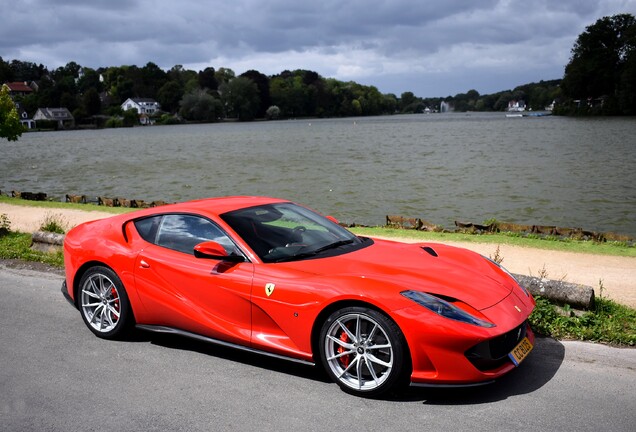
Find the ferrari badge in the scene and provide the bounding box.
[265,283,275,297]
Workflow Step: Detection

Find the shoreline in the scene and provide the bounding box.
[1,201,635,308]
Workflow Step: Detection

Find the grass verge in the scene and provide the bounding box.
[0,231,64,267]
[350,227,636,257]
[0,195,131,215]
[529,295,636,346]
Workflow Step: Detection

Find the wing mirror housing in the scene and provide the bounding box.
[194,241,245,262]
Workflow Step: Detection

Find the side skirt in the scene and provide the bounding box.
[136,324,315,367]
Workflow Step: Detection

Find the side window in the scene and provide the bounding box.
[141,214,238,256]
[134,216,161,243]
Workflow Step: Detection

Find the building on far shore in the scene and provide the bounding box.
[4,81,35,97]
[15,102,35,129]
[507,100,526,112]
[33,108,75,129]
[121,98,160,125]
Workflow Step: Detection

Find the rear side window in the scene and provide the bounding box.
[134,217,160,243]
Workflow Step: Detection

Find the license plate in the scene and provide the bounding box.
[508,337,533,366]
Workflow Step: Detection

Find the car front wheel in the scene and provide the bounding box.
[319,307,408,397]
[79,266,132,339]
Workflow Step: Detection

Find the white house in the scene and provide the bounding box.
[33,108,75,129]
[121,98,161,125]
[15,102,35,129]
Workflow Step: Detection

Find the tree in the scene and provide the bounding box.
[219,77,260,120]
[240,70,270,118]
[82,88,102,116]
[140,62,168,99]
[265,105,280,119]
[179,88,222,121]
[9,59,47,81]
[122,108,139,127]
[198,67,218,91]
[215,67,235,86]
[0,84,23,141]
[399,92,418,112]
[157,81,183,113]
[0,57,14,83]
[77,67,103,93]
[561,13,636,114]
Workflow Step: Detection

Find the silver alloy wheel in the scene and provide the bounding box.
[80,273,121,333]
[323,312,394,392]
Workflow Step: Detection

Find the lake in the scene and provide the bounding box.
[1,113,635,236]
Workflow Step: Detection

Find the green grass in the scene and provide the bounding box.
[350,226,636,257]
[0,231,64,267]
[0,195,132,214]
[39,212,69,234]
[529,295,636,346]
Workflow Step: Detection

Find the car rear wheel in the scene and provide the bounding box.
[79,266,132,339]
[319,307,408,397]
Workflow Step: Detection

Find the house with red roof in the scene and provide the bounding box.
[4,81,34,97]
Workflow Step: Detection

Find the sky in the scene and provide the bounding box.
[2,0,635,98]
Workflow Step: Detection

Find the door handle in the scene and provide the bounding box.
[139,259,150,268]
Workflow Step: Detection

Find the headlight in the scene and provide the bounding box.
[482,256,530,297]
[401,290,495,328]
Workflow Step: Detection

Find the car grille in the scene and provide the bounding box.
[464,321,528,371]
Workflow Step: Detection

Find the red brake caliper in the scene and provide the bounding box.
[337,330,350,368]
[111,288,120,318]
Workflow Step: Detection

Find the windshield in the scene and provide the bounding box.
[221,202,368,262]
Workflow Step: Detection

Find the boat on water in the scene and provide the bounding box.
[505,112,552,118]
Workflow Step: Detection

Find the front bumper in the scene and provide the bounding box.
[394,293,535,386]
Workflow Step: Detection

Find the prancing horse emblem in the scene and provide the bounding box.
[265,283,275,297]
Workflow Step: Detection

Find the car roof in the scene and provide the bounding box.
[133,196,290,218]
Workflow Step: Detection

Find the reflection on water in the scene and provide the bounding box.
[2,113,635,236]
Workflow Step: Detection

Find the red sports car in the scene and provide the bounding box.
[62,196,535,396]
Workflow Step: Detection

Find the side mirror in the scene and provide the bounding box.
[194,241,245,262]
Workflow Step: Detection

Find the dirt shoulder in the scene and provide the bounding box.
[2,202,635,308]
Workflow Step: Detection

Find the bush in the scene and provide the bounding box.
[39,213,68,234]
[157,114,182,125]
[105,116,123,128]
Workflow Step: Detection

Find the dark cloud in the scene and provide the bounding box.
[1,0,635,96]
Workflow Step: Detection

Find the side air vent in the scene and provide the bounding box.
[421,246,438,257]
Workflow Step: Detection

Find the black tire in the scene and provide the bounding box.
[319,306,408,397]
[78,266,133,339]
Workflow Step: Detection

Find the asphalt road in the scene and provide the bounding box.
[1,262,635,432]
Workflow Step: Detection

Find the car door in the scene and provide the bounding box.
[133,214,254,346]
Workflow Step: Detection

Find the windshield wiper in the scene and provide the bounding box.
[273,239,356,262]
[312,239,355,254]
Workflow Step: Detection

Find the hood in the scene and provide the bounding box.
[277,239,515,310]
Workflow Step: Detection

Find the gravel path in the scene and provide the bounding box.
[2,202,634,308]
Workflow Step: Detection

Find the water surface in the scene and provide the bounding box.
[2,113,634,236]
